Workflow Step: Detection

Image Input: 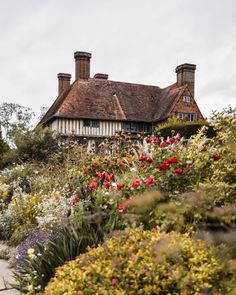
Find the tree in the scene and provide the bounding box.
[0,102,34,145]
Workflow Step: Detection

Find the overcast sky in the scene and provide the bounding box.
[0,0,235,122]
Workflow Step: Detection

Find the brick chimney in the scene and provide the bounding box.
[57,73,71,96]
[74,51,92,80]
[175,63,196,97]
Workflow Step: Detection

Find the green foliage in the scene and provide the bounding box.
[0,102,34,145]
[156,117,215,139]
[0,135,10,169]
[14,218,105,293]
[0,106,235,294]
[9,127,59,163]
[44,227,231,295]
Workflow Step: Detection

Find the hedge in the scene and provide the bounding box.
[155,121,216,139]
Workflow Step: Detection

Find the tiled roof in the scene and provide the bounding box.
[39,78,186,125]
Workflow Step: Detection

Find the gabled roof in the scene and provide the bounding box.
[39,78,186,125]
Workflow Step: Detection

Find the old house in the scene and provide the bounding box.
[39,51,203,147]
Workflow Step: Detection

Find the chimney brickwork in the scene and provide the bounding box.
[176,63,196,98]
[74,51,92,80]
[57,73,71,96]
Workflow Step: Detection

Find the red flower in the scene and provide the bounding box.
[106,173,114,181]
[175,168,183,174]
[146,177,155,186]
[117,203,126,213]
[72,195,79,205]
[117,183,124,190]
[138,155,147,162]
[151,136,158,144]
[160,142,167,148]
[185,168,190,173]
[131,178,142,188]
[158,163,170,171]
[89,180,97,190]
[166,157,178,164]
[212,154,221,161]
[146,156,153,163]
[145,137,152,143]
[104,181,111,189]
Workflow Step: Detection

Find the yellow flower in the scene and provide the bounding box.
[2,191,8,200]
[27,248,35,255]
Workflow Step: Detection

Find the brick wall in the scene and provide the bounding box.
[170,88,204,120]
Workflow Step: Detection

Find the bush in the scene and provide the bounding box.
[0,136,10,169]
[44,227,230,295]
[14,218,104,293]
[155,118,216,139]
[11,126,59,163]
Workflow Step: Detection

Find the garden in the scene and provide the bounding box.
[0,107,235,294]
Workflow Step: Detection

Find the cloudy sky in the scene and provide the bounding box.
[0,0,235,122]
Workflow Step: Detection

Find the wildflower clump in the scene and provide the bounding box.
[44,227,227,294]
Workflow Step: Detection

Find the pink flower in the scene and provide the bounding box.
[212,154,221,161]
[104,181,111,189]
[131,178,142,188]
[111,278,118,286]
[117,203,126,213]
[117,183,124,190]
[146,177,155,186]
[175,168,183,174]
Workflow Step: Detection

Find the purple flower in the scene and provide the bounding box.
[16,230,53,267]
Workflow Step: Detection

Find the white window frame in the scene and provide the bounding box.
[183,96,191,103]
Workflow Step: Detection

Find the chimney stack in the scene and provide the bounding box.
[57,73,71,96]
[74,51,92,80]
[175,63,196,97]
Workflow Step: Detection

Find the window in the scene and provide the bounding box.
[83,120,100,128]
[183,96,191,103]
[122,122,152,133]
[177,112,196,121]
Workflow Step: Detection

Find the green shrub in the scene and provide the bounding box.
[11,126,59,163]
[44,227,230,295]
[0,136,10,169]
[155,118,216,139]
[14,218,105,293]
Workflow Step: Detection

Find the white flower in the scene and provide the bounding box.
[130,167,137,172]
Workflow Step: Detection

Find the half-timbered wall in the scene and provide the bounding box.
[48,119,123,137]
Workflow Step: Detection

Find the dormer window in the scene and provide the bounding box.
[183,96,191,103]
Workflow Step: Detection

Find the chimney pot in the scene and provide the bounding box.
[94,73,109,80]
[57,73,71,96]
[175,63,196,97]
[74,51,92,80]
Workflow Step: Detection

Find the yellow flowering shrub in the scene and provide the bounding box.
[44,227,228,295]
